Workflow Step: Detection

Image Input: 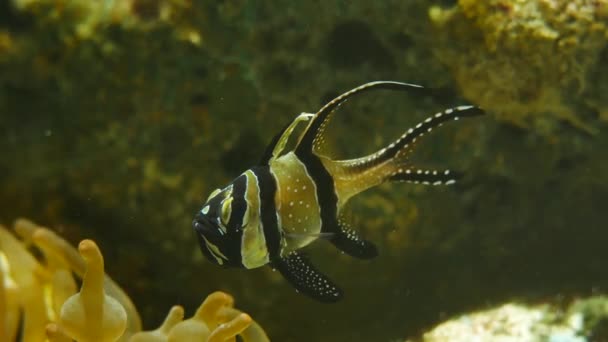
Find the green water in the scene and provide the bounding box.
[1,1,608,341]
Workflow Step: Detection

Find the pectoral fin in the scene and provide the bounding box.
[330,220,378,259]
[272,252,343,303]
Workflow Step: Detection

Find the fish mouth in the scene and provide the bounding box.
[192,217,242,268]
[192,218,204,234]
[192,214,215,235]
[192,215,227,244]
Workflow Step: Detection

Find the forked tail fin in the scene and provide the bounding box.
[324,105,484,205]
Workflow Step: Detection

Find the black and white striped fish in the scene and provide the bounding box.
[192,81,483,302]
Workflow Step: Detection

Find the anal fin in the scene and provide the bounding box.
[272,252,343,303]
[330,220,378,259]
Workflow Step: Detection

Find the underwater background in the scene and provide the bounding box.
[2,0,608,341]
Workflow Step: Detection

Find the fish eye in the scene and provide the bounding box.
[220,197,233,226]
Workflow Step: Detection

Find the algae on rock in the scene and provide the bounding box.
[407,297,608,342]
[430,0,608,133]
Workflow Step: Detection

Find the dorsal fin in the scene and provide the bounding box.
[294,81,428,157]
[259,121,289,165]
[259,113,314,165]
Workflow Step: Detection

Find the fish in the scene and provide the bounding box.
[192,81,484,302]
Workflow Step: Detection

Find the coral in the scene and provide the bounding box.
[429,0,608,133]
[406,297,608,342]
[55,240,128,342]
[132,291,263,342]
[10,0,199,41]
[128,306,184,342]
[0,219,269,342]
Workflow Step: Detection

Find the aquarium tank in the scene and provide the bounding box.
[1,1,608,341]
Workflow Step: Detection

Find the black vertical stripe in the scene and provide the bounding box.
[295,151,338,233]
[251,166,281,259]
[291,81,430,233]
[229,174,248,231]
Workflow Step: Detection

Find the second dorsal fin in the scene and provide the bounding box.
[294,81,428,157]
